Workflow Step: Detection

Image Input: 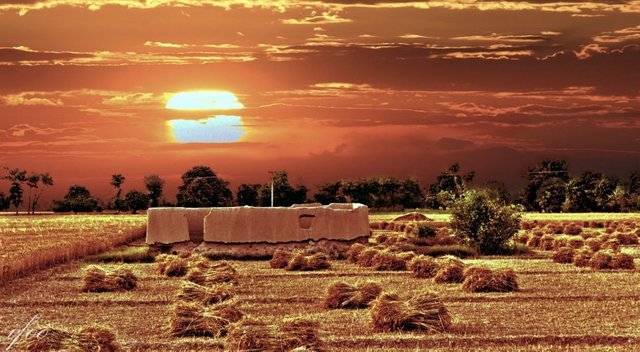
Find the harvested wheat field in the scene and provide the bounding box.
[1,214,639,351]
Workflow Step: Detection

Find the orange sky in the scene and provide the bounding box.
[0,1,639,206]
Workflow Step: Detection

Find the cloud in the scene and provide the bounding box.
[1,93,63,106]
[451,32,559,43]
[593,25,640,43]
[0,46,92,64]
[283,10,352,24]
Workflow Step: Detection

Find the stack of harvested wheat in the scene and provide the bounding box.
[370,292,451,333]
[225,317,323,351]
[356,248,381,267]
[81,265,138,292]
[186,261,239,286]
[573,247,594,267]
[18,325,119,352]
[371,250,408,271]
[346,243,367,263]
[408,255,439,279]
[177,281,235,305]
[155,254,189,277]
[589,250,635,270]
[286,252,331,271]
[461,266,518,293]
[324,281,382,309]
[170,301,243,337]
[433,256,465,284]
[552,247,575,264]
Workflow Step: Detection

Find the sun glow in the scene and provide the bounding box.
[165,91,244,110]
[167,115,245,143]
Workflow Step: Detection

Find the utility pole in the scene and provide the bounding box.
[268,171,276,207]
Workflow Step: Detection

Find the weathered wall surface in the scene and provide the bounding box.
[146,204,369,244]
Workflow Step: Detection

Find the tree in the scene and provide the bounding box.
[25,172,53,214]
[565,172,617,212]
[125,190,149,214]
[396,177,424,209]
[3,167,27,215]
[536,177,567,212]
[53,185,99,213]
[313,181,344,204]
[0,192,10,211]
[144,174,165,208]
[483,180,512,204]
[257,171,307,206]
[522,160,569,211]
[425,163,474,209]
[177,166,233,207]
[237,184,261,206]
[450,189,522,255]
[110,173,126,213]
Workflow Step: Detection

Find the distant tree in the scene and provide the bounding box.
[536,177,567,213]
[0,192,10,211]
[237,184,261,206]
[25,172,53,214]
[564,172,617,212]
[3,167,27,215]
[144,174,165,208]
[425,163,474,209]
[177,166,233,207]
[396,177,424,209]
[450,189,522,255]
[522,160,569,211]
[125,190,149,214]
[110,174,126,213]
[53,185,99,213]
[483,180,512,204]
[314,181,344,204]
[258,171,307,206]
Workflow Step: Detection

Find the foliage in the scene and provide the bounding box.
[0,192,10,211]
[425,163,474,209]
[450,189,522,255]
[2,167,27,215]
[313,176,423,208]
[53,185,99,213]
[522,159,569,211]
[236,183,261,206]
[412,222,437,238]
[125,190,149,214]
[176,166,233,207]
[110,173,127,213]
[564,172,617,212]
[257,170,307,206]
[144,174,165,207]
[536,177,567,212]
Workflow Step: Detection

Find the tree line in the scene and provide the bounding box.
[2,161,639,214]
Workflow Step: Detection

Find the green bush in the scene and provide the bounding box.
[411,222,437,238]
[450,189,522,255]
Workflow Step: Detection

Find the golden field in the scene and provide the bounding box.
[0,215,146,283]
[0,214,639,351]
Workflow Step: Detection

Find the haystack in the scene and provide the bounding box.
[539,235,555,250]
[601,239,621,252]
[371,251,407,271]
[324,282,382,309]
[567,237,585,249]
[347,243,367,263]
[177,281,235,305]
[552,247,575,264]
[170,301,243,337]
[81,265,138,292]
[186,265,239,286]
[225,317,323,352]
[18,325,119,352]
[461,266,518,293]
[433,256,465,284]
[526,235,541,248]
[585,237,602,252]
[611,253,636,270]
[285,252,331,271]
[270,249,293,269]
[573,247,593,267]
[370,292,451,333]
[356,248,379,267]
[408,255,439,279]
[589,250,614,270]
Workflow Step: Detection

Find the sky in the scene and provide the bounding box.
[0,0,639,206]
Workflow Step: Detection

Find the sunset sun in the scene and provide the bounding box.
[165,91,244,110]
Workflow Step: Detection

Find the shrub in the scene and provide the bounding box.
[370,292,451,333]
[411,222,437,238]
[324,281,382,309]
[552,247,575,264]
[450,189,522,255]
